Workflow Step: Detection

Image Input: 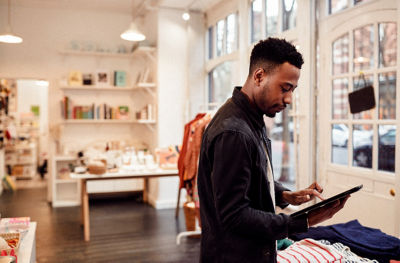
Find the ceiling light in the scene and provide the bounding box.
[0,0,23,44]
[120,22,146,42]
[182,12,190,21]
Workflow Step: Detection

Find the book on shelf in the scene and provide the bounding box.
[61,98,131,121]
[114,71,126,87]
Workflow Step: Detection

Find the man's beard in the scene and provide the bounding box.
[265,112,276,118]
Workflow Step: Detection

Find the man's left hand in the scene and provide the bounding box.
[282,182,324,205]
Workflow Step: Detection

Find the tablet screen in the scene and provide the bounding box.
[291,185,363,218]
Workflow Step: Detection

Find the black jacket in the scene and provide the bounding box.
[197,87,308,263]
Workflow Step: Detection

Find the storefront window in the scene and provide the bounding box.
[250,0,262,43]
[207,26,213,59]
[332,78,348,119]
[267,104,296,190]
[378,72,396,119]
[226,13,238,54]
[329,0,348,14]
[332,124,348,165]
[282,0,297,31]
[353,25,374,72]
[332,34,349,75]
[208,62,233,104]
[378,125,396,172]
[216,19,225,57]
[352,74,373,120]
[379,23,397,68]
[352,124,373,168]
[265,0,278,36]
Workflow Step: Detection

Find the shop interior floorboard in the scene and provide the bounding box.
[0,186,200,263]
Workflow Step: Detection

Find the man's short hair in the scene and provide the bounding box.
[249,38,304,76]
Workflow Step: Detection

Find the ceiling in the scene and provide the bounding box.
[7,0,222,15]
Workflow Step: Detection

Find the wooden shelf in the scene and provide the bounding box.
[58,46,156,58]
[134,83,156,89]
[60,86,134,91]
[62,119,156,124]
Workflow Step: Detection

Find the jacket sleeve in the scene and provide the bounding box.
[210,131,308,241]
[275,181,290,209]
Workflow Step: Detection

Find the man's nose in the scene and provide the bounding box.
[283,91,293,104]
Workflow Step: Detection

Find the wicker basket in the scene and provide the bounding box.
[183,201,196,231]
[0,232,20,257]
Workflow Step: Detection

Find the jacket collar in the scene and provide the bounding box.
[232,86,265,130]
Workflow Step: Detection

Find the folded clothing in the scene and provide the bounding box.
[278,238,378,263]
[290,220,400,263]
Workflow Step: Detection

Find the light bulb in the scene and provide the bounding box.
[182,12,190,21]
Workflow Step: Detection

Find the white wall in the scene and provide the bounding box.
[147,8,205,209]
[0,2,193,209]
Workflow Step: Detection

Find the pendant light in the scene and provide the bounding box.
[120,0,146,42]
[0,0,23,44]
[120,22,146,42]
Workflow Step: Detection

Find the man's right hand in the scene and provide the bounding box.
[307,195,350,226]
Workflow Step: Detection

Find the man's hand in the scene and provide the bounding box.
[307,195,350,226]
[282,182,324,205]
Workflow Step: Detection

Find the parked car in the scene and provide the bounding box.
[353,129,395,171]
[332,124,348,147]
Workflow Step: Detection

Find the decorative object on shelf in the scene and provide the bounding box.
[0,0,23,44]
[117,106,129,120]
[114,71,126,87]
[82,73,93,85]
[95,70,110,86]
[68,71,83,86]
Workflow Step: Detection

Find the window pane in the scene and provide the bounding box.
[207,26,213,59]
[332,78,348,119]
[379,23,397,68]
[354,0,365,5]
[378,125,396,172]
[216,19,225,56]
[332,124,348,165]
[353,25,374,72]
[250,0,262,43]
[329,0,348,14]
[332,34,349,75]
[226,14,237,54]
[282,0,297,31]
[208,62,233,103]
[352,74,373,120]
[267,108,295,190]
[378,72,396,119]
[353,124,373,168]
[265,0,278,36]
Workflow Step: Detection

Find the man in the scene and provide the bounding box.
[197,38,349,263]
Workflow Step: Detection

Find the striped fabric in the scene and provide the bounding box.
[278,239,378,263]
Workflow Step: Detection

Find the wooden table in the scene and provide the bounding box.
[70,169,178,241]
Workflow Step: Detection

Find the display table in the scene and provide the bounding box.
[70,169,178,241]
[18,222,37,263]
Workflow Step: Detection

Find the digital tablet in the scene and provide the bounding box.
[291,185,363,218]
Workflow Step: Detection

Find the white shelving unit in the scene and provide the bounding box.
[5,143,37,179]
[51,156,80,207]
[51,46,157,207]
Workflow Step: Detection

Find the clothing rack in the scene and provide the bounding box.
[176,111,215,244]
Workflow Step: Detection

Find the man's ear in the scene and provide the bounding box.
[253,68,264,85]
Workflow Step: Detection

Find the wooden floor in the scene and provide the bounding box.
[0,186,200,262]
